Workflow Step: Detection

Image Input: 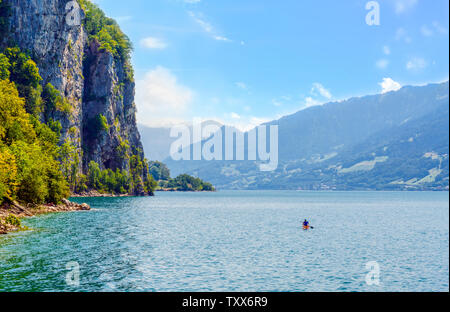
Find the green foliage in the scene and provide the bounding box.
[78,0,134,81]
[148,161,171,181]
[47,118,62,139]
[78,1,132,61]
[0,79,69,204]
[0,147,17,201]
[2,47,43,116]
[3,47,41,87]
[159,174,215,192]
[116,136,130,161]
[99,114,109,131]
[4,214,21,227]
[42,83,72,118]
[86,161,131,194]
[129,153,145,195]
[148,159,214,192]
[0,53,10,80]
[87,161,101,190]
[88,114,109,141]
[83,152,157,196]
[74,173,88,194]
[59,138,80,190]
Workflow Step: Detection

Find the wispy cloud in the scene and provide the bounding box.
[421,25,434,37]
[311,83,332,99]
[188,11,232,42]
[235,82,248,90]
[376,59,389,69]
[393,0,418,14]
[432,21,448,35]
[304,97,322,108]
[406,57,427,71]
[230,112,241,120]
[379,78,402,94]
[421,22,448,37]
[395,27,412,43]
[140,37,168,50]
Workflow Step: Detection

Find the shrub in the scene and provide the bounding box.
[5,214,21,227]
[42,83,72,118]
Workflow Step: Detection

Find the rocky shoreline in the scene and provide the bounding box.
[0,199,90,235]
[70,190,133,198]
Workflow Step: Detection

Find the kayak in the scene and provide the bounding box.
[303,225,310,230]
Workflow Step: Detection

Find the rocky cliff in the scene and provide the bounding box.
[0,0,148,193]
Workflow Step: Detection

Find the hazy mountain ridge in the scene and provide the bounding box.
[153,82,449,190]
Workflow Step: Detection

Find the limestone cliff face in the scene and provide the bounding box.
[3,0,86,151]
[82,40,143,173]
[1,0,147,190]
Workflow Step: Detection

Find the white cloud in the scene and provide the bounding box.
[376,59,389,69]
[230,112,241,119]
[184,0,201,3]
[421,25,433,37]
[419,22,448,37]
[235,82,248,90]
[136,66,194,127]
[188,11,232,42]
[383,45,391,55]
[395,27,412,43]
[214,36,231,42]
[394,0,418,14]
[406,57,427,71]
[311,83,332,99]
[304,97,322,108]
[140,37,167,50]
[272,99,282,107]
[432,21,448,35]
[379,78,402,94]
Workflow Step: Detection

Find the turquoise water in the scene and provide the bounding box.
[0,191,448,292]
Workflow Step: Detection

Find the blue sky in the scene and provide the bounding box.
[92,0,449,129]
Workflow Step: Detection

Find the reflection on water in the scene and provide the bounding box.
[0,191,448,292]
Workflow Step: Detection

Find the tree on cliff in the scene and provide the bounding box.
[0,79,70,204]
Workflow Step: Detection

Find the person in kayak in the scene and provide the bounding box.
[303,219,309,227]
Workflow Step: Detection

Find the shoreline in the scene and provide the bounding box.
[156,188,216,192]
[71,190,216,197]
[0,199,90,235]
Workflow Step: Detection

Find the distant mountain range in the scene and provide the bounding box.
[140,81,449,191]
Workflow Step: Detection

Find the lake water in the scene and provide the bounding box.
[0,191,448,292]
